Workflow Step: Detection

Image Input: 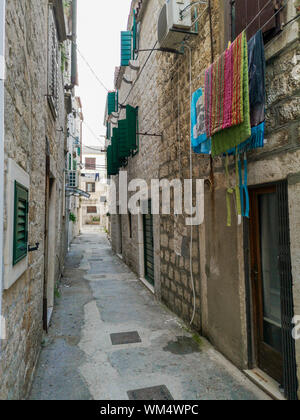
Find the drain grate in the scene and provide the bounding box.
[110,331,142,346]
[127,385,174,401]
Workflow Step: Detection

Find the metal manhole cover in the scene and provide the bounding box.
[127,385,173,401]
[110,331,142,346]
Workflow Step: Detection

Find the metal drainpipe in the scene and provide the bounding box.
[0,0,6,347]
[71,0,78,87]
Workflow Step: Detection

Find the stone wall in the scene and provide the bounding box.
[108,0,300,395]
[0,0,67,399]
[111,0,164,291]
[156,0,300,388]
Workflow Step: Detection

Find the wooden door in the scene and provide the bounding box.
[143,201,154,286]
[249,186,283,383]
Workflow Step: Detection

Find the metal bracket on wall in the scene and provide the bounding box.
[28,243,40,253]
[123,76,133,85]
[137,132,163,139]
[136,47,185,55]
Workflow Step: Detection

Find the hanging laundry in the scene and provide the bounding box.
[205,33,244,138]
[227,30,266,154]
[191,88,211,154]
[211,32,251,157]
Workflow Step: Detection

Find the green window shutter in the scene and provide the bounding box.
[112,127,120,170]
[107,145,113,176]
[13,182,29,266]
[132,15,137,58]
[108,91,118,115]
[119,119,131,159]
[69,153,72,170]
[121,31,132,66]
[126,105,138,152]
[77,146,81,157]
[106,122,110,140]
[73,159,77,171]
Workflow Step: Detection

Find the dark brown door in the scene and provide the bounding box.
[249,186,283,384]
[143,200,154,286]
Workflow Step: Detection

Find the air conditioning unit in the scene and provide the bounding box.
[158,0,192,51]
[67,171,78,188]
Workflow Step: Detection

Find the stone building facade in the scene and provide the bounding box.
[0,0,78,399]
[79,146,109,231]
[107,0,300,399]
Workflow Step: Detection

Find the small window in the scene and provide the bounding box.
[231,0,283,42]
[85,158,96,170]
[87,206,97,214]
[86,182,95,193]
[13,182,29,266]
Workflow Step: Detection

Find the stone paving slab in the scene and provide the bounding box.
[29,233,270,400]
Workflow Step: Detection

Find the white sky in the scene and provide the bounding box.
[76,0,132,148]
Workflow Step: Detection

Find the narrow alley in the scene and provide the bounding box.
[29,232,269,401]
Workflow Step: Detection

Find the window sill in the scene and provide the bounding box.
[265,21,299,61]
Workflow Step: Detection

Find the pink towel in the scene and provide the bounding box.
[222,48,233,129]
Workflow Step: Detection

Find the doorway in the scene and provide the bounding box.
[249,182,298,399]
[47,177,56,322]
[143,200,154,286]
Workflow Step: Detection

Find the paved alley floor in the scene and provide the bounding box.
[29,232,269,400]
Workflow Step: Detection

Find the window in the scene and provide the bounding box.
[13,182,29,266]
[87,206,97,214]
[231,0,283,42]
[85,158,96,170]
[48,6,59,118]
[86,182,96,193]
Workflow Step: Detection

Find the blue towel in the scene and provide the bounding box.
[191,88,211,154]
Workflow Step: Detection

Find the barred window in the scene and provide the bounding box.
[231,0,284,42]
[48,6,59,118]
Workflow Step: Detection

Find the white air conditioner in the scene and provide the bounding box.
[158,0,192,50]
[67,171,78,188]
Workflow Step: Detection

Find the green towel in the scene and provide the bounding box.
[211,32,251,157]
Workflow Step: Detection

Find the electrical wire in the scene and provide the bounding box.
[185,45,197,327]
[83,120,105,144]
[74,41,110,92]
[118,40,158,109]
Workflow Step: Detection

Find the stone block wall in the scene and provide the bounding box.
[0,0,67,399]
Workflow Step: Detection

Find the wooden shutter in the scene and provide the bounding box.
[126,105,138,152]
[121,31,132,66]
[119,119,130,159]
[85,158,96,170]
[112,128,120,169]
[143,200,155,286]
[107,145,116,176]
[232,0,282,41]
[13,182,29,266]
[108,92,117,115]
[132,14,137,58]
[87,206,97,214]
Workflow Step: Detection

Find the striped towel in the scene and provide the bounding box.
[227,30,266,155]
[205,33,244,138]
[211,32,251,157]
